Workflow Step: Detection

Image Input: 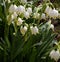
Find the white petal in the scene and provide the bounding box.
[24,11,30,19]
[27,7,32,15]
[17,18,23,26]
[20,26,27,35]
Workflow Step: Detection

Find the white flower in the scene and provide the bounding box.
[49,50,60,61]
[17,5,25,14]
[17,18,24,26]
[41,13,46,19]
[21,0,27,3]
[20,26,28,35]
[11,12,17,20]
[49,8,58,19]
[50,24,54,31]
[27,7,32,15]
[33,13,40,19]
[30,26,39,35]
[45,6,52,15]
[24,11,30,19]
[9,4,17,13]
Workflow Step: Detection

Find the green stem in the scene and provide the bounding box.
[4,49,6,62]
[2,0,11,62]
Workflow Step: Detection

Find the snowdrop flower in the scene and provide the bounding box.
[49,8,58,19]
[20,26,28,35]
[9,4,17,13]
[27,7,32,15]
[24,11,30,19]
[41,13,46,19]
[50,24,54,31]
[45,6,52,15]
[21,0,27,3]
[30,26,39,35]
[49,50,60,61]
[17,18,24,26]
[33,13,40,19]
[17,5,25,14]
[11,12,17,20]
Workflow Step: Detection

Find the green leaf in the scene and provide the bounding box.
[38,33,56,57]
[29,47,37,62]
[0,46,3,50]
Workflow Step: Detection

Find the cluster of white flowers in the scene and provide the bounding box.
[9,3,59,21]
[20,25,39,36]
[45,6,59,19]
[8,4,40,36]
[9,4,32,20]
[8,2,59,36]
[33,5,59,20]
[50,50,60,61]
[7,1,60,62]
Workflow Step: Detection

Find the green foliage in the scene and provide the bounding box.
[0,0,57,62]
[0,22,56,62]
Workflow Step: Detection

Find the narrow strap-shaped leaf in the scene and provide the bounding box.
[29,47,37,62]
[38,34,56,57]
